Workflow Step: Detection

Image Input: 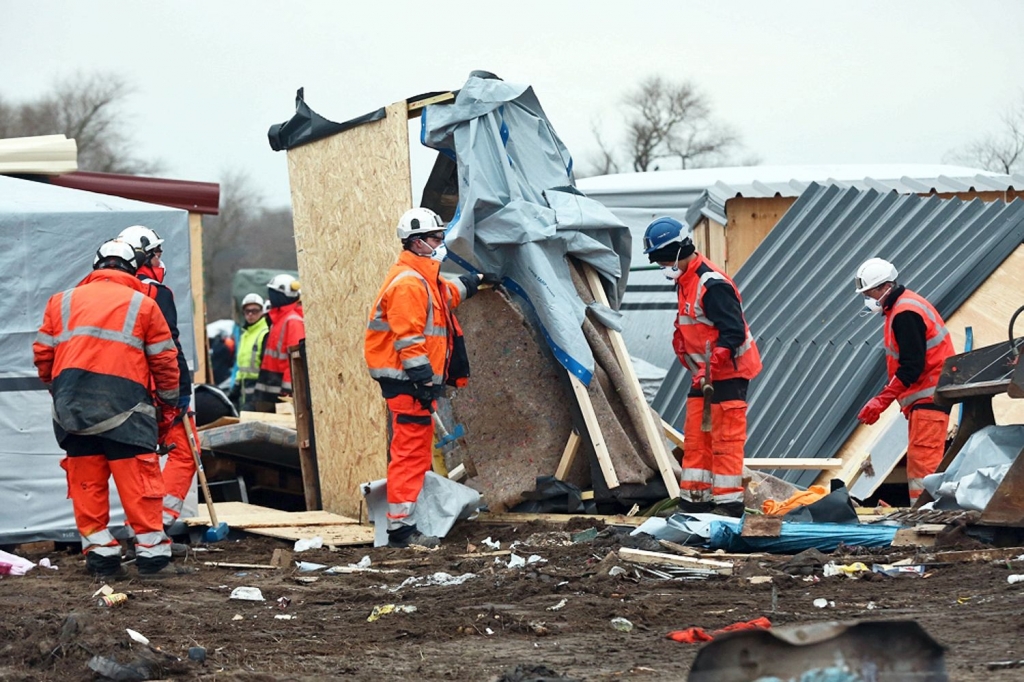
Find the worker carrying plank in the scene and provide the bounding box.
[118,225,199,532]
[33,239,177,577]
[249,274,305,412]
[644,217,762,518]
[364,207,498,548]
[854,258,955,503]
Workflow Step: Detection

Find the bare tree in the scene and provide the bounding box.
[202,169,298,320]
[0,71,160,174]
[586,76,744,175]
[579,120,620,178]
[945,93,1024,174]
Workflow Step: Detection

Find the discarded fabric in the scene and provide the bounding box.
[763,486,829,516]
[667,616,771,643]
[0,550,35,575]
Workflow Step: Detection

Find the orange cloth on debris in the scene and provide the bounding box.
[667,617,772,643]
[761,485,829,516]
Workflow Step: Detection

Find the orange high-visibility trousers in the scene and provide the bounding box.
[62,451,171,571]
[384,394,434,531]
[907,409,948,502]
[160,414,198,527]
[681,397,747,505]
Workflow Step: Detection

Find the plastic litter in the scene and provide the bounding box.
[608,566,628,577]
[293,536,323,552]
[823,562,871,578]
[295,561,326,572]
[872,563,926,578]
[126,628,150,646]
[389,572,476,592]
[275,614,296,620]
[813,598,833,608]
[611,617,634,632]
[367,604,418,622]
[507,553,546,569]
[546,598,567,611]
[87,655,144,680]
[229,586,265,601]
[38,557,57,570]
[481,537,500,550]
[0,550,35,575]
[231,614,244,621]
[1007,574,1024,584]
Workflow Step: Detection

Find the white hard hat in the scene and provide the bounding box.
[118,225,164,253]
[93,238,140,273]
[241,293,265,309]
[396,207,444,241]
[268,274,300,298]
[855,258,899,293]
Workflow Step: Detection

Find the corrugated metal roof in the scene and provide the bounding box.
[652,183,1024,486]
[578,165,1022,371]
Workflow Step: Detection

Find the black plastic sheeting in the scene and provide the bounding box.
[268,88,385,152]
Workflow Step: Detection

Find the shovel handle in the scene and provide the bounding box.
[183,412,220,528]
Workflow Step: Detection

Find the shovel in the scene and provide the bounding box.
[182,412,230,542]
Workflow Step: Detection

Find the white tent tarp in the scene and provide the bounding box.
[0,175,197,544]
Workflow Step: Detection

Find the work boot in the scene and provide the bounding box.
[86,551,127,578]
[676,499,714,514]
[714,502,746,518]
[170,543,188,558]
[387,525,440,549]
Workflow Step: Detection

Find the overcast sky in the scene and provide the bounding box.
[3,1,1023,208]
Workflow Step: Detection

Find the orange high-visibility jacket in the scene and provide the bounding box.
[674,254,761,381]
[254,301,304,397]
[883,289,955,412]
[365,250,467,391]
[33,268,180,449]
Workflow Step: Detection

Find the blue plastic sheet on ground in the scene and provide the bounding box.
[708,519,897,554]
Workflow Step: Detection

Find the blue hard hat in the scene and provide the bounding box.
[643,217,692,254]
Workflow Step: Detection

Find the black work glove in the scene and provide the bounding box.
[410,381,435,411]
[228,383,241,403]
[479,272,502,287]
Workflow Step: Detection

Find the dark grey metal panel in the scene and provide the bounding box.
[654,182,1024,486]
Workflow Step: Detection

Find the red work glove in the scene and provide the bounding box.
[709,346,735,380]
[857,376,905,425]
[690,366,706,391]
[157,403,179,443]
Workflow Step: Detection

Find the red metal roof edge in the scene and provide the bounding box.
[49,171,220,215]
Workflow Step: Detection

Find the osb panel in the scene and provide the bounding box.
[726,196,797,275]
[821,244,1024,487]
[449,290,589,512]
[286,101,413,519]
[705,219,728,271]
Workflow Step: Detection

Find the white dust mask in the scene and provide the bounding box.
[429,243,448,263]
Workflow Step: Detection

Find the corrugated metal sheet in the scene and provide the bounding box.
[652,183,1024,486]
[47,171,220,215]
[577,165,1022,371]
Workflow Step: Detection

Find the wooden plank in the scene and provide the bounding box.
[474,512,645,527]
[554,429,582,481]
[743,458,843,470]
[926,546,1024,564]
[239,410,297,428]
[406,92,455,115]
[181,501,358,528]
[286,100,411,519]
[662,419,685,449]
[725,196,797,275]
[197,416,239,432]
[188,212,209,384]
[583,265,680,499]
[618,547,733,575]
[204,562,279,570]
[245,524,375,547]
[289,344,321,510]
[568,372,620,488]
[658,539,703,557]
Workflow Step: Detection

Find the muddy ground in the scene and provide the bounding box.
[1,519,1023,681]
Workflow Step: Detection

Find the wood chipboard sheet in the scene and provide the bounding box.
[182,501,358,528]
[245,524,375,547]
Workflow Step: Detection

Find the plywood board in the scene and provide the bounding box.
[725,196,797,275]
[181,501,358,528]
[246,524,375,546]
[239,411,296,428]
[821,245,1024,488]
[706,219,727,273]
[285,100,413,519]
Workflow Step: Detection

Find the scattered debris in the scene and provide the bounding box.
[92,584,115,598]
[275,614,296,620]
[270,548,293,568]
[367,604,418,622]
[0,549,35,575]
[389,572,476,592]
[87,655,145,681]
[872,563,926,578]
[987,659,1024,670]
[667,617,771,643]
[481,536,500,550]
[293,536,323,552]
[1007,574,1024,584]
[295,561,327,572]
[188,646,206,662]
[126,629,150,646]
[570,527,599,543]
[231,614,244,621]
[618,548,733,576]
[98,593,128,608]
[823,561,871,578]
[506,553,545,569]
[37,557,57,570]
[747,576,773,585]
[229,586,265,601]
[812,598,833,608]
[610,617,633,633]
[546,598,567,611]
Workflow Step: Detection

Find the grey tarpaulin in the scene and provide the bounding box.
[361,472,481,547]
[923,424,1024,511]
[0,175,197,544]
[420,74,631,385]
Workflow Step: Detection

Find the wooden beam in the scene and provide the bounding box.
[618,547,733,575]
[407,92,455,116]
[474,512,644,527]
[568,372,620,489]
[662,419,685,449]
[188,212,209,384]
[583,265,679,498]
[289,343,321,511]
[554,429,581,481]
[743,458,843,470]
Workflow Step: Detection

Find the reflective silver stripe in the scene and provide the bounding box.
[926,326,949,349]
[713,491,744,503]
[35,331,57,347]
[61,288,74,332]
[680,488,711,503]
[898,387,936,409]
[402,355,430,370]
[264,347,290,360]
[157,389,179,403]
[162,494,184,526]
[394,335,426,351]
[58,325,144,349]
[254,381,282,394]
[692,271,726,322]
[677,315,698,326]
[451,277,468,301]
[368,270,438,336]
[908,478,925,494]
[713,474,744,489]
[369,367,410,381]
[387,502,416,531]
[82,529,119,555]
[734,333,754,357]
[281,381,292,392]
[367,319,391,332]
[425,325,447,337]
[681,468,712,484]
[122,292,144,335]
[146,339,177,356]
[56,401,157,436]
[898,297,940,325]
[135,532,171,559]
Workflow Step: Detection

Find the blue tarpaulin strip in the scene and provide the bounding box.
[708,519,898,554]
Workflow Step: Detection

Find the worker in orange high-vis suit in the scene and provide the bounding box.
[33,240,179,577]
[249,274,305,412]
[118,225,195,533]
[644,217,762,518]
[855,258,955,503]
[365,207,498,548]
